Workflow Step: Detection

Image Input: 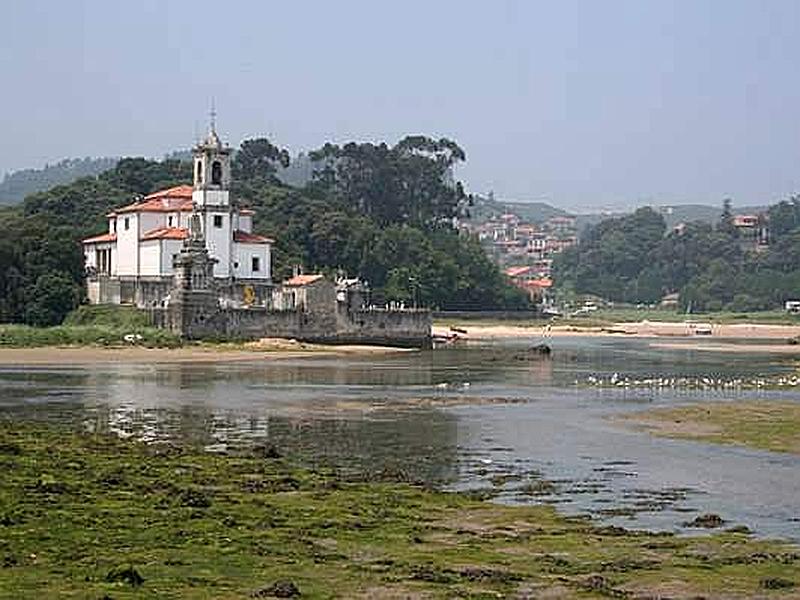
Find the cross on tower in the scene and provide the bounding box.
[210,99,217,134]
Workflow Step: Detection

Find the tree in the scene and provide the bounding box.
[717,197,737,236]
[232,138,290,184]
[308,136,468,227]
[24,272,81,327]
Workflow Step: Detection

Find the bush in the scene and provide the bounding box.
[63,304,150,328]
[0,324,181,348]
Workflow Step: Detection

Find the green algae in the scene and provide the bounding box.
[0,423,798,599]
[617,401,800,455]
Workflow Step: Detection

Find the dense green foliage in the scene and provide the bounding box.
[555,200,800,311]
[0,158,191,326]
[0,136,526,326]
[230,135,527,309]
[0,157,118,205]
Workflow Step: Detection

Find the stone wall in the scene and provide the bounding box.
[149,304,431,348]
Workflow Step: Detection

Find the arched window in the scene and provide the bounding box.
[211,160,222,185]
[195,160,203,184]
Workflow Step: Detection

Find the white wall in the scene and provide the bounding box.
[238,214,253,232]
[192,189,229,208]
[160,239,183,274]
[84,246,96,270]
[116,213,139,276]
[233,242,270,280]
[139,240,161,276]
[204,210,232,277]
[139,212,163,233]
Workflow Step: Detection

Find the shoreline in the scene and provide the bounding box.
[0,340,413,365]
[437,320,800,343]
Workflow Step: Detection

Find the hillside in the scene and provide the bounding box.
[0,136,529,326]
[658,204,767,229]
[0,157,119,205]
[554,200,800,311]
[466,194,570,223]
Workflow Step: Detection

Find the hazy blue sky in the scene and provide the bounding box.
[3,1,799,210]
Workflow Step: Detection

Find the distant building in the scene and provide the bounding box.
[733,213,768,249]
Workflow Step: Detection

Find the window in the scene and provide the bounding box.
[213,214,223,228]
[112,220,117,233]
[124,217,130,231]
[211,160,222,185]
[168,215,174,227]
[195,160,203,184]
[252,256,260,273]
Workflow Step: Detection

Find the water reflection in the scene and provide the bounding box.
[1,336,799,539]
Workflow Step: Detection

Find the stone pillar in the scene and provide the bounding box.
[168,212,220,338]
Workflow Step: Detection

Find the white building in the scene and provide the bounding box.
[82,125,273,306]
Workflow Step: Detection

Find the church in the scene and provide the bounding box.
[82,123,273,307]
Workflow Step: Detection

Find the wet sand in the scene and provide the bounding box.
[650,341,800,354]
[0,341,412,365]
[614,401,800,455]
[439,320,800,344]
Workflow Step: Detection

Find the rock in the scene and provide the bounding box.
[252,580,301,598]
[105,564,144,587]
[583,574,609,590]
[252,443,282,459]
[761,577,795,590]
[684,513,725,528]
[179,488,211,508]
[513,344,552,360]
[0,442,21,455]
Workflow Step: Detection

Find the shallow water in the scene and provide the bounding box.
[1,336,799,539]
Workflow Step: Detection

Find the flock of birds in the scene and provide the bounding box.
[581,373,800,390]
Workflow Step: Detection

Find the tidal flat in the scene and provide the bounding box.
[1,423,799,599]
[615,401,800,455]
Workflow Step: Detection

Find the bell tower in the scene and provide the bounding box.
[192,107,232,208]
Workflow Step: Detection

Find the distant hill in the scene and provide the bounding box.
[0,157,119,205]
[466,194,570,223]
[657,204,767,229]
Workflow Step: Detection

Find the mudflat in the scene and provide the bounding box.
[614,401,800,455]
[438,320,800,343]
[2,422,799,598]
[0,341,412,365]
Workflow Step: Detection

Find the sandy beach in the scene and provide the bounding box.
[0,339,412,365]
[438,320,800,342]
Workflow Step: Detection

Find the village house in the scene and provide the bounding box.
[82,124,273,308]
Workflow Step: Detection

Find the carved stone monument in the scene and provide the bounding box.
[168,211,221,338]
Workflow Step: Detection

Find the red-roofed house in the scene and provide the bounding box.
[82,126,273,306]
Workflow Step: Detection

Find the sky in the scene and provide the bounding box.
[2,0,800,211]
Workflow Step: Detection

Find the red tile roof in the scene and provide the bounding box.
[140,227,189,241]
[522,278,552,288]
[115,185,195,214]
[145,185,194,200]
[82,232,117,244]
[283,274,324,287]
[505,266,533,278]
[234,230,273,244]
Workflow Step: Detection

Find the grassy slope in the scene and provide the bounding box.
[617,401,800,455]
[0,305,181,348]
[0,424,798,598]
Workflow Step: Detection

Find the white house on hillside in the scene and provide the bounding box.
[82,125,273,307]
